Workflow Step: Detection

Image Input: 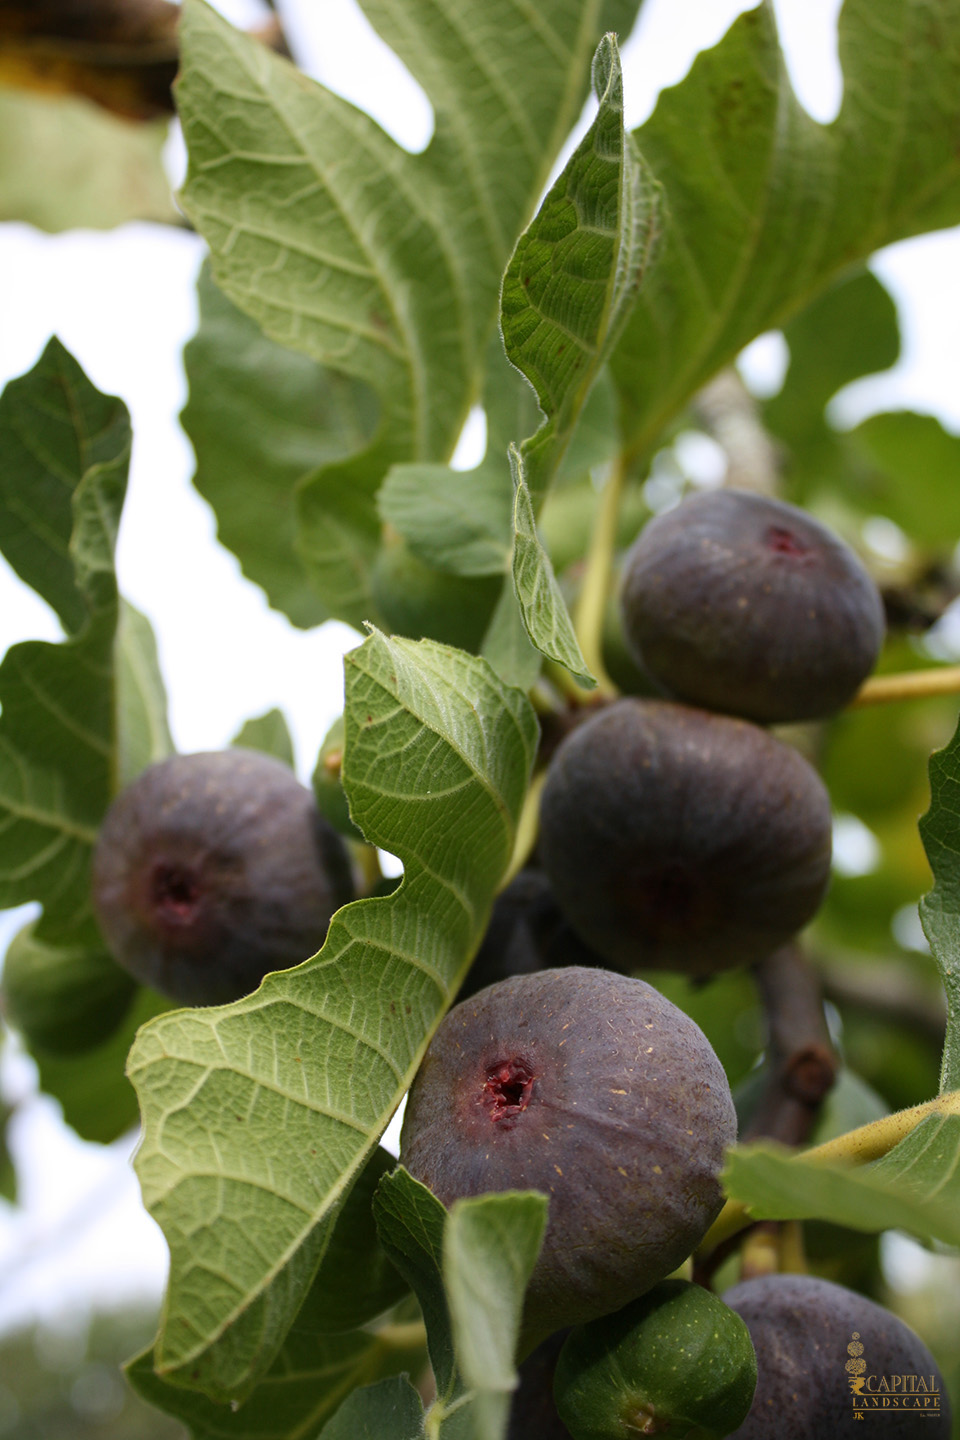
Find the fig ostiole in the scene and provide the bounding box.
[92,749,354,1006]
[399,967,737,1351]
[619,488,885,724]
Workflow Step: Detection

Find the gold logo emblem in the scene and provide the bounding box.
[847,1329,942,1418]
[847,1333,867,1397]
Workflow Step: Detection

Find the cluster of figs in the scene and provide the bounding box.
[84,489,949,1437]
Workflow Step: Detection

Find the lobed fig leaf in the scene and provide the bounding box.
[613,0,960,459]
[126,632,537,1402]
[501,34,658,682]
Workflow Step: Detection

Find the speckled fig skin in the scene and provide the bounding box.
[724,1274,952,1437]
[400,967,737,1348]
[620,489,885,723]
[92,750,354,1006]
[538,699,832,976]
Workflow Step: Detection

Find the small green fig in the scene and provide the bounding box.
[554,1280,757,1440]
[312,714,365,843]
[3,922,137,1055]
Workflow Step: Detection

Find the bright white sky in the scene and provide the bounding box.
[0,0,955,1338]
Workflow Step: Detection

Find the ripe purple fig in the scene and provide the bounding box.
[538,699,832,976]
[400,967,737,1347]
[620,489,885,723]
[92,750,354,1006]
[724,1273,952,1437]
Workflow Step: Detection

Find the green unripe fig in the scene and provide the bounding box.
[554,1280,757,1440]
[620,489,885,723]
[3,921,137,1055]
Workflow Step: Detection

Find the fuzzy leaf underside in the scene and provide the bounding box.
[723,1114,960,1247]
[127,1150,420,1439]
[127,633,538,1403]
[920,716,960,1093]
[182,266,378,629]
[374,1168,547,1440]
[501,35,658,681]
[0,90,177,232]
[317,1375,426,1440]
[612,0,960,458]
[176,0,642,626]
[0,341,174,1125]
[127,1323,427,1440]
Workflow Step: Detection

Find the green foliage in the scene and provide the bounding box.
[613,0,960,458]
[318,1375,426,1440]
[2,919,136,1055]
[921,718,960,1092]
[3,1,960,1436]
[126,631,536,1400]
[177,0,642,631]
[182,266,378,629]
[128,1314,428,1440]
[0,340,171,938]
[0,90,177,232]
[502,35,657,680]
[373,1167,548,1438]
[231,708,296,769]
[724,1113,960,1248]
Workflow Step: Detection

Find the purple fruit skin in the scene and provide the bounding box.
[724,1274,952,1438]
[400,967,737,1345]
[538,699,832,976]
[92,750,353,1006]
[620,489,885,724]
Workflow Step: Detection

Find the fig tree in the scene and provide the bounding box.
[400,966,737,1348]
[92,749,354,1006]
[724,1273,952,1437]
[619,489,885,723]
[538,699,832,976]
